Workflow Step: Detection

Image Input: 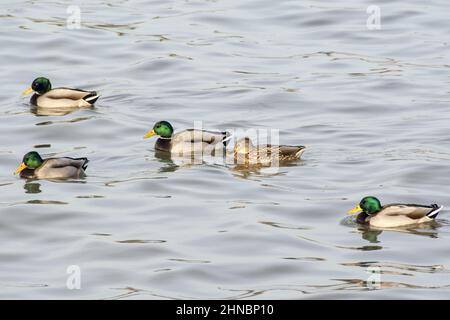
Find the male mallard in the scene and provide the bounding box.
[144,121,230,155]
[23,77,99,108]
[348,196,444,228]
[14,151,89,179]
[233,137,306,166]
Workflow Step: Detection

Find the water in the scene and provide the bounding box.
[1,0,450,299]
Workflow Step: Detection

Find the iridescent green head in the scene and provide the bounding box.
[144,121,174,139]
[15,151,44,174]
[23,77,52,95]
[348,196,382,215]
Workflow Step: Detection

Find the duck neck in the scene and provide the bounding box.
[156,137,172,151]
[357,211,370,224]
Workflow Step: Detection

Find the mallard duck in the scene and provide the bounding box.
[233,137,306,166]
[348,196,444,228]
[23,77,99,108]
[14,151,89,179]
[144,121,230,155]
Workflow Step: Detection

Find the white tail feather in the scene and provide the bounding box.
[295,148,306,158]
[222,134,233,143]
[427,205,443,218]
[85,95,99,102]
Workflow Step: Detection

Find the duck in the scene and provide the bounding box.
[348,196,444,228]
[144,121,230,155]
[233,137,306,166]
[23,77,99,108]
[14,151,89,179]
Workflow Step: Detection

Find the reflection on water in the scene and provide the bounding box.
[230,164,290,180]
[31,105,93,117]
[24,200,68,205]
[310,278,450,292]
[359,228,383,243]
[23,182,41,194]
[357,223,441,243]
[260,220,310,231]
[35,116,94,126]
[116,239,167,244]
[343,216,442,243]
[154,150,183,173]
[1,0,450,299]
[341,261,448,274]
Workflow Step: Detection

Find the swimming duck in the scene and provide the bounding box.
[14,151,89,179]
[23,77,99,108]
[144,121,230,155]
[348,196,443,228]
[233,137,306,166]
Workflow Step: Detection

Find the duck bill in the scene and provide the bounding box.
[143,130,156,139]
[347,205,362,215]
[23,87,33,95]
[14,163,27,174]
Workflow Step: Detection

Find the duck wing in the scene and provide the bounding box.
[35,157,88,179]
[174,129,230,146]
[38,88,99,108]
[45,157,89,170]
[278,145,306,157]
[380,204,441,219]
[255,145,305,158]
[46,88,97,100]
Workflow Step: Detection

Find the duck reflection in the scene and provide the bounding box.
[154,150,203,173]
[154,150,179,173]
[31,105,92,116]
[356,221,441,243]
[342,215,442,242]
[231,164,291,179]
[154,149,229,173]
[308,278,449,292]
[21,178,86,194]
[23,182,41,194]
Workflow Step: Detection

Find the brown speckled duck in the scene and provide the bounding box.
[233,137,305,166]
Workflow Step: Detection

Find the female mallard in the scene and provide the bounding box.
[144,121,230,155]
[233,137,306,166]
[23,77,99,108]
[348,196,444,228]
[14,151,89,179]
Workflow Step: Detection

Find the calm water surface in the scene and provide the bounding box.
[1,0,450,299]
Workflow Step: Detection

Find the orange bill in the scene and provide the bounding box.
[143,129,156,139]
[14,162,27,174]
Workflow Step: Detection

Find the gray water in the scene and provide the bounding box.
[1,0,450,299]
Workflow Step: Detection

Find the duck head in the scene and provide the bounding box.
[23,77,52,95]
[144,121,174,139]
[348,196,382,215]
[15,151,44,174]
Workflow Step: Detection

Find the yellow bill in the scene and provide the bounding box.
[14,162,27,174]
[23,87,33,94]
[347,205,362,215]
[143,129,156,139]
